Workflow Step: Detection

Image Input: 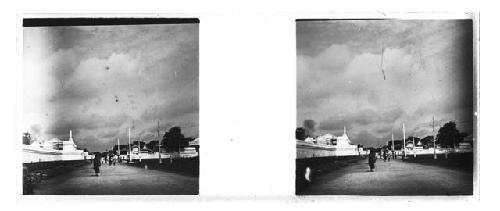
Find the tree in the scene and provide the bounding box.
[420,136,434,148]
[132,141,146,148]
[303,120,316,138]
[436,121,461,148]
[146,140,159,151]
[295,127,306,140]
[162,127,187,152]
[407,136,421,145]
[387,139,404,150]
[23,132,31,145]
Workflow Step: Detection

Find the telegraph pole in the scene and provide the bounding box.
[158,120,162,164]
[391,133,395,159]
[413,134,416,158]
[139,136,142,163]
[403,123,406,160]
[433,116,437,159]
[128,127,131,162]
[117,138,120,156]
[391,133,395,151]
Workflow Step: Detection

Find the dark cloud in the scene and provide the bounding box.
[141,89,199,121]
[24,24,199,151]
[47,27,94,51]
[97,129,119,139]
[45,113,131,143]
[49,82,99,103]
[354,130,387,147]
[297,20,473,147]
[319,108,407,131]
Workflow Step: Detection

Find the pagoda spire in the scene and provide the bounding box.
[69,130,74,142]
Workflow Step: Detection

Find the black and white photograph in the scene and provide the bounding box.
[22,18,199,195]
[295,18,475,195]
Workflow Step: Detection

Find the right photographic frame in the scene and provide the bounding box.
[295,16,476,195]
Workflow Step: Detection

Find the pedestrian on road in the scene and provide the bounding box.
[387,149,391,162]
[113,154,118,166]
[109,152,113,166]
[93,152,102,176]
[383,148,388,162]
[368,148,377,172]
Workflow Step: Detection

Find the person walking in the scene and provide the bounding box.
[93,152,102,176]
[387,148,391,162]
[383,148,388,162]
[368,148,377,172]
[108,152,113,166]
[113,154,118,166]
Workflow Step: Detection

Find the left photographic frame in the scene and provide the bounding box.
[22,17,200,195]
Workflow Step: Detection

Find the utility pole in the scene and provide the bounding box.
[158,120,162,164]
[139,136,142,163]
[403,123,406,160]
[391,133,395,159]
[128,127,131,162]
[117,138,120,156]
[391,133,395,151]
[433,116,437,159]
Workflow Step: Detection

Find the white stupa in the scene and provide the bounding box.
[336,127,353,147]
[62,130,78,151]
[316,133,334,145]
[296,126,359,158]
[23,130,85,163]
[45,138,63,150]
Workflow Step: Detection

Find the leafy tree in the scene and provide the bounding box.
[303,120,316,138]
[436,121,461,148]
[407,136,421,145]
[23,132,31,145]
[146,140,160,151]
[132,141,146,148]
[295,127,306,141]
[420,136,434,148]
[162,127,187,152]
[387,139,404,150]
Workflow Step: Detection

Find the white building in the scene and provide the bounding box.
[23,130,86,163]
[296,127,359,158]
[334,127,355,147]
[316,134,334,145]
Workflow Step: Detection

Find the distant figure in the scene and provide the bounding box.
[113,154,118,166]
[387,149,391,162]
[383,148,388,162]
[368,149,377,172]
[109,153,113,166]
[93,152,102,176]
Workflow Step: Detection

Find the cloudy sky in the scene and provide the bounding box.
[297,19,474,147]
[23,23,198,151]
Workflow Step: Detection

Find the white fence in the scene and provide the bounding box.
[23,147,87,163]
[297,141,360,158]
